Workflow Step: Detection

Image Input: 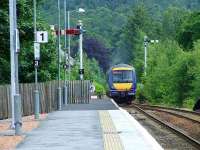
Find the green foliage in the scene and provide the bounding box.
[0,0,58,84]
[0,1,10,84]
[143,40,190,106]
[182,98,195,109]
[124,5,162,81]
[189,40,200,99]
[162,7,189,40]
[136,83,146,103]
[94,82,106,96]
[143,39,200,108]
[1,0,200,109]
[178,12,200,49]
[121,3,200,108]
[70,53,106,88]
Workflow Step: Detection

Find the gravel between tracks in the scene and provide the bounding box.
[150,110,200,141]
[126,108,198,150]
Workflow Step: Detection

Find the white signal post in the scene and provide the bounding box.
[144,36,159,76]
[66,8,85,80]
[144,36,148,76]
[78,21,84,80]
[63,6,85,104]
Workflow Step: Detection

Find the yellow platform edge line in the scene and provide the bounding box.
[99,111,124,150]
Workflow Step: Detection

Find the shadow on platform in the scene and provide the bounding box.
[62,99,118,111]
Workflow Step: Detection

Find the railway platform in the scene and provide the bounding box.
[16,99,163,150]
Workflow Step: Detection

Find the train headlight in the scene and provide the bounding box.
[111,85,115,89]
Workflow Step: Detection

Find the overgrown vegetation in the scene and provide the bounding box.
[126,6,200,108]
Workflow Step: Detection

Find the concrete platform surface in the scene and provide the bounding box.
[16,99,163,150]
[109,109,163,150]
[16,111,104,150]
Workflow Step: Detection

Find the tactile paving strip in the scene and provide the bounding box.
[99,111,124,150]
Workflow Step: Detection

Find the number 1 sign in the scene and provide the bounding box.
[36,31,48,43]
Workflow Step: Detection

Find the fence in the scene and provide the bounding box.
[0,80,91,120]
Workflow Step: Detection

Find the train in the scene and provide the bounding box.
[107,64,137,104]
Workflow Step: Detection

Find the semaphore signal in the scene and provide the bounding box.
[55,28,82,35]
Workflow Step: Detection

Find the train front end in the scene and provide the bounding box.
[108,64,136,103]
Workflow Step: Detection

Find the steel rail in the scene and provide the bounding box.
[133,102,200,115]
[125,104,200,149]
[135,104,200,124]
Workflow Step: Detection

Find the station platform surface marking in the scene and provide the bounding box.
[99,111,124,150]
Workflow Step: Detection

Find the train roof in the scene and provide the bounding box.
[108,64,135,72]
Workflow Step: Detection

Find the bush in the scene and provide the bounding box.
[94,82,106,97]
[182,98,195,109]
[136,83,146,103]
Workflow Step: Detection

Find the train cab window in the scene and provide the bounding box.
[112,70,133,83]
[112,71,122,83]
[123,71,133,82]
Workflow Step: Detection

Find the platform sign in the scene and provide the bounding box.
[79,69,84,75]
[15,29,20,53]
[36,31,48,43]
[34,43,40,60]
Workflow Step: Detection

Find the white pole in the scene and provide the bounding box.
[144,36,148,76]
[57,0,62,110]
[63,0,67,105]
[64,1,67,82]
[79,22,83,80]
[144,43,147,76]
[68,11,71,80]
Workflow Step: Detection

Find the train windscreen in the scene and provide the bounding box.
[112,70,133,83]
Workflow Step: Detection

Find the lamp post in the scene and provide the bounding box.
[9,0,22,135]
[63,0,67,105]
[57,0,62,110]
[144,36,159,76]
[33,0,40,119]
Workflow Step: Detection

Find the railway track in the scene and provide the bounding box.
[132,103,200,124]
[122,103,200,149]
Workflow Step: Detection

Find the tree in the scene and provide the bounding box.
[0,1,10,84]
[162,7,189,40]
[83,37,110,72]
[72,37,111,72]
[124,4,160,80]
[70,53,106,87]
[178,12,200,50]
[0,0,58,83]
[190,40,200,102]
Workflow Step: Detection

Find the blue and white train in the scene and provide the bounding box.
[107,64,137,104]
